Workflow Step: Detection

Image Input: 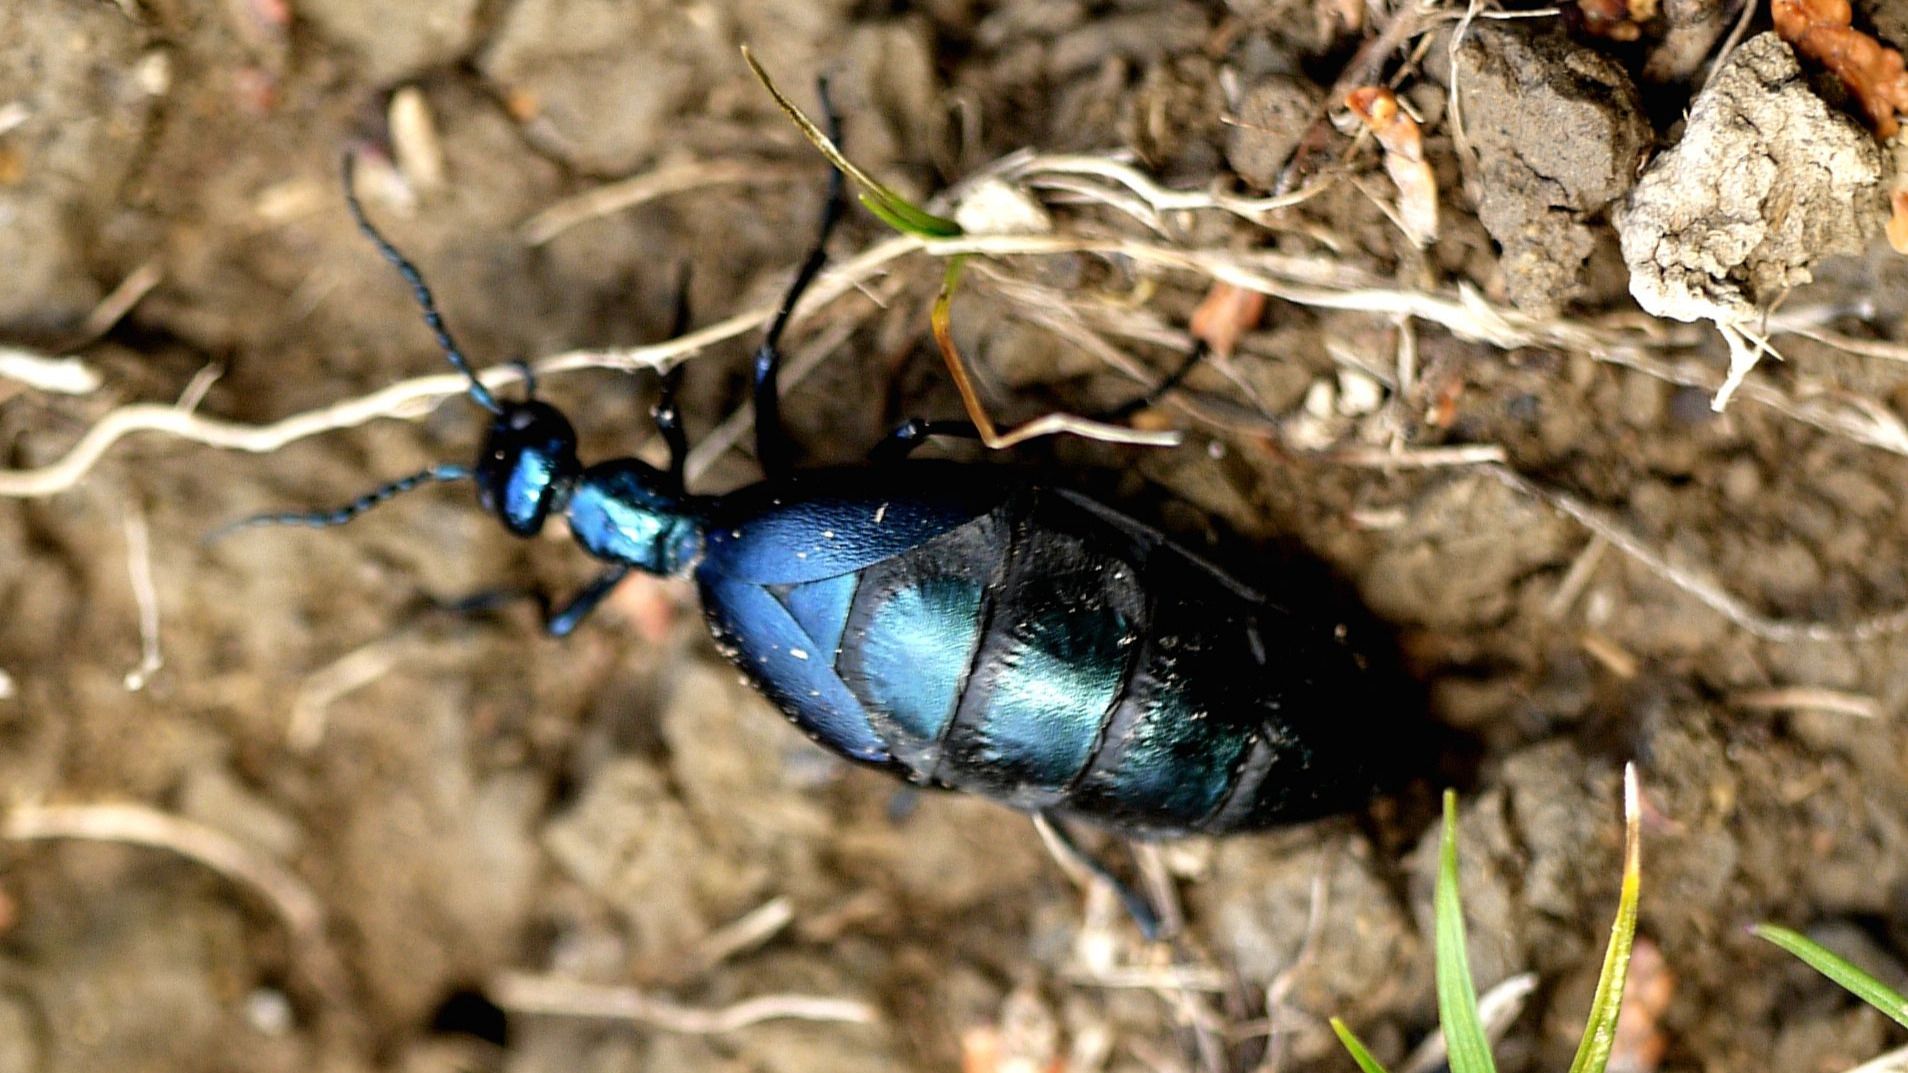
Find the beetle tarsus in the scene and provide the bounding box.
[545,565,633,638]
[870,418,983,463]
[1039,813,1165,942]
[1102,338,1209,422]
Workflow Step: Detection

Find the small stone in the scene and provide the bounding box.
[1456,26,1652,316]
[1617,34,1884,327]
[1225,75,1320,190]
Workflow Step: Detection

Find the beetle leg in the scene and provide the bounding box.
[544,565,633,638]
[754,78,847,478]
[868,418,983,463]
[433,567,633,637]
[652,263,695,494]
[654,363,690,494]
[1037,813,1164,942]
[1099,338,1208,422]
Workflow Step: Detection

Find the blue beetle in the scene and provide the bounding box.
[238,152,1403,855]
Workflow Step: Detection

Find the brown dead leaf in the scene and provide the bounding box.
[1190,281,1267,358]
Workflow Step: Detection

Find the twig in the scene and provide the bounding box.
[175,363,223,414]
[1004,153,1331,228]
[2,802,347,1004]
[1252,843,1338,1073]
[1059,965,1234,992]
[491,971,876,1033]
[521,158,804,246]
[1546,535,1611,619]
[0,348,102,395]
[678,897,796,976]
[1703,0,1763,91]
[1730,686,1884,719]
[1484,464,1908,642]
[930,264,1182,451]
[121,505,163,691]
[389,87,446,196]
[1595,347,1908,456]
[1400,973,1539,1073]
[1324,443,1508,467]
[288,639,406,751]
[0,229,1684,499]
[1776,322,1908,365]
[1130,845,1227,1073]
[68,259,165,350]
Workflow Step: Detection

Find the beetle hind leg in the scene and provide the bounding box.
[1035,813,1165,942]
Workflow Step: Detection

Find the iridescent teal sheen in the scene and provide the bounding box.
[1098,691,1250,824]
[977,602,1128,788]
[859,574,984,742]
[566,461,699,575]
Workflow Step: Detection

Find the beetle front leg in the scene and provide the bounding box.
[753,78,847,478]
[544,565,633,638]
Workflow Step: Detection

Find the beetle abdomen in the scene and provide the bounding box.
[698,478,1390,836]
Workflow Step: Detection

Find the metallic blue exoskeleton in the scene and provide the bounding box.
[237,153,1399,843]
[689,466,1394,834]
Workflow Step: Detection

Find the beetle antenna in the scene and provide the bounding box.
[207,463,473,544]
[340,153,501,414]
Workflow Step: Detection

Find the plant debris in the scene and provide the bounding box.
[1346,86,1440,248]
[1772,0,1908,136]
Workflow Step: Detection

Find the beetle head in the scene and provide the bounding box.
[474,399,581,537]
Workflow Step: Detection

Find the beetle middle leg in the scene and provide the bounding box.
[752,78,847,478]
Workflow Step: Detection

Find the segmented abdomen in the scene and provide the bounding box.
[700,485,1378,835]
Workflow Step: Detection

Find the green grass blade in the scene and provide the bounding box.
[1435,788,1499,1073]
[1566,764,1644,1073]
[1331,1017,1396,1073]
[742,47,961,240]
[1755,924,1908,1030]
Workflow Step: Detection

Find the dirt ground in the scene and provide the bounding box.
[4,1,1908,1071]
